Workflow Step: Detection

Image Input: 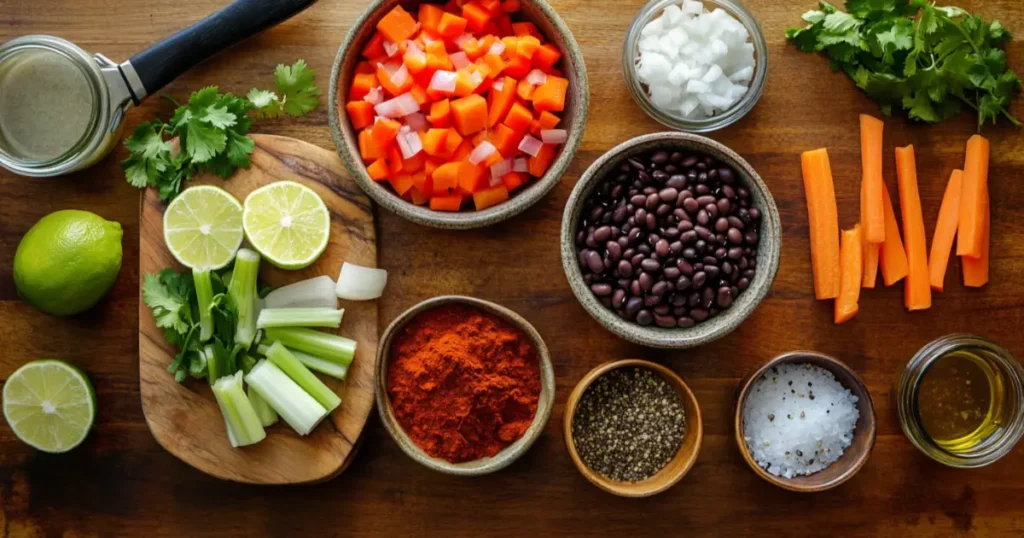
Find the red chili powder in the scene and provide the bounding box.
[387,304,541,463]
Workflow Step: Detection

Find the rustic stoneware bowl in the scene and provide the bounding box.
[375,295,555,475]
[564,359,703,497]
[560,132,780,348]
[734,351,877,493]
[329,0,589,229]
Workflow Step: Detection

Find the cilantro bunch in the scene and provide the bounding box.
[786,0,1022,129]
[123,60,322,203]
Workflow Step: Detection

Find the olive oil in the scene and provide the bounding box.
[917,350,1006,453]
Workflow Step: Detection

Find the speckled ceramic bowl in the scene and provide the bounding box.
[375,295,555,475]
[560,132,780,349]
[329,0,589,229]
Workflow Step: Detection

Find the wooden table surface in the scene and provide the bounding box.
[2,0,1023,536]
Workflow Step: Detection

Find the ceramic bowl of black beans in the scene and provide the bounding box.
[560,132,780,349]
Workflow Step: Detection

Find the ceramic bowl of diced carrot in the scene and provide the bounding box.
[329,0,589,229]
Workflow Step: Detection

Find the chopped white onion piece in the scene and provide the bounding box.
[450,51,471,69]
[404,40,425,63]
[526,69,548,85]
[490,158,513,179]
[396,130,422,159]
[405,112,428,132]
[264,276,338,309]
[518,135,543,157]
[489,174,505,187]
[421,33,437,44]
[540,129,567,144]
[513,157,529,172]
[467,71,484,91]
[374,93,420,118]
[492,79,505,92]
[469,141,497,165]
[428,70,457,94]
[335,262,388,301]
[488,41,506,56]
[390,64,409,87]
[453,34,475,48]
[363,86,384,105]
[383,40,399,57]
[378,61,400,76]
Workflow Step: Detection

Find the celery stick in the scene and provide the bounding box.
[211,371,266,448]
[193,268,215,342]
[228,249,261,348]
[247,385,279,427]
[262,327,356,366]
[204,345,220,385]
[245,359,328,435]
[256,308,344,329]
[257,344,348,380]
[265,342,341,411]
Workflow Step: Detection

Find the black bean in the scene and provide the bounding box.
[680,230,698,244]
[728,247,743,260]
[639,272,654,292]
[744,229,759,245]
[721,261,733,275]
[659,187,678,202]
[618,260,633,278]
[749,207,761,220]
[651,151,669,164]
[630,280,642,296]
[663,227,681,240]
[682,156,698,168]
[655,239,670,257]
[678,260,694,276]
[643,295,661,307]
[688,292,701,308]
[716,198,731,215]
[641,259,661,273]
[701,288,715,308]
[728,228,743,244]
[677,317,696,328]
[717,287,733,307]
[652,170,669,182]
[653,304,671,315]
[611,289,626,308]
[682,248,697,260]
[696,195,716,206]
[663,266,680,280]
[594,226,612,242]
[628,158,645,170]
[606,241,622,261]
[728,216,745,229]
[737,187,749,199]
[738,277,750,290]
[591,283,612,296]
[655,314,676,328]
[656,204,673,217]
[695,240,707,253]
[676,275,692,291]
[715,217,729,233]
[695,226,712,240]
[666,175,686,189]
[692,271,707,288]
[718,168,733,183]
[705,266,720,281]
[585,251,604,273]
[636,310,653,326]
[697,209,709,225]
[695,183,710,194]
[651,281,669,297]
[690,308,709,321]
[646,193,660,210]
[683,197,700,214]
[706,203,719,220]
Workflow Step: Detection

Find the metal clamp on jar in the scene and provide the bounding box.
[0,0,316,177]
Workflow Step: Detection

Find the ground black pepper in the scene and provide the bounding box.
[571,367,686,482]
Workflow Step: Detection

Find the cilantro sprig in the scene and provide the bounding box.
[123,60,322,202]
[786,0,1021,130]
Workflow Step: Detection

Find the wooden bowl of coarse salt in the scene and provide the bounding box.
[734,351,877,493]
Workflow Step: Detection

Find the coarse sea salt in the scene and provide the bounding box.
[635,0,756,120]
[742,363,859,479]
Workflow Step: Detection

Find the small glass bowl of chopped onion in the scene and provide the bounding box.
[623,0,768,132]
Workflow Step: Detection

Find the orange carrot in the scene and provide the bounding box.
[957,134,990,258]
[502,171,527,191]
[532,76,568,112]
[532,43,561,71]
[450,94,488,136]
[527,143,556,177]
[350,73,378,100]
[432,162,461,196]
[346,101,375,130]
[928,170,963,292]
[462,2,492,33]
[419,4,445,33]
[962,192,989,287]
[437,13,468,38]
[362,32,387,59]
[512,21,541,38]
[427,99,451,127]
[430,195,463,212]
[409,185,431,206]
[441,129,463,158]
[489,123,520,157]
[487,76,517,127]
[377,6,419,44]
[388,172,415,196]
[504,101,533,132]
[895,145,931,311]
[367,158,389,181]
[879,185,909,286]
[835,224,863,325]
[458,161,487,193]
[504,55,531,78]
[859,114,885,243]
[860,171,879,288]
[800,149,841,300]
[371,118,401,146]
[473,185,510,210]
[501,0,521,12]
[421,128,449,156]
[517,79,536,101]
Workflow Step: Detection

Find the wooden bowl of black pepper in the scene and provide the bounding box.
[564,359,703,497]
[560,132,781,348]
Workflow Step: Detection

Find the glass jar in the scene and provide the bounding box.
[622,0,769,132]
[897,334,1024,468]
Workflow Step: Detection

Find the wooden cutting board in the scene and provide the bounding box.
[138,134,377,484]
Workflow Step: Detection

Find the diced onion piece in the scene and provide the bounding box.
[488,41,506,56]
[453,34,475,47]
[363,86,384,105]
[518,135,543,157]
[390,63,409,87]
[513,157,529,172]
[421,33,437,45]
[469,141,497,165]
[396,130,423,159]
[492,79,505,92]
[526,69,548,85]
[374,93,420,118]
[404,40,425,63]
[383,40,399,57]
[450,51,471,69]
[467,71,484,91]
[335,262,388,301]
[428,70,457,94]
[378,61,400,76]
[490,158,513,179]
[405,112,428,132]
[489,174,504,187]
[540,129,568,144]
[264,276,338,309]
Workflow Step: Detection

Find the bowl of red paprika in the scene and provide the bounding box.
[376,295,555,475]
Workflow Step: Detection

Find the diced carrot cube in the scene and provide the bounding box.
[458,161,488,193]
[450,94,489,136]
[437,13,468,38]
[377,63,413,95]
[422,128,449,155]
[388,172,415,196]
[533,75,568,112]
[432,162,461,195]
[359,129,387,162]
[453,139,475,162]
[350,73,378,100]
[487,76,517,127]
[388,146,403,175]
[346,101,375,130]
[517,79,536,101]
[425,157,442,178]
[454,69,481,97]
[404,48,429,74]
[473,185,510,210]
[537,110,560,130]
[516,36,541,59]
[430,195,463,211]
[371,118,401,146]
[419,4,445,33]
[484,152,504,167]
[496,14,515,36]
[480,0,501,13]
[409,84,429,107]
[402,152,425,173]
[442,129,464,158]
[533,43,562,71]
[502,171,527,191]
[501,0,520,13]
[376,6,419,44]
[367,158,389,181]
[363,32,387,59]
[355,61,377,75]
[503,55,531,78]
[504,101,534,133]
[425,40,452,70]
[528,143,556,177]
[412,172,430,191]
[482,54,505,76]
[489,123,519,157]
[409,185,432,205]
[512,22,541,39]
[462,2,492,33]
[427,99,451,127]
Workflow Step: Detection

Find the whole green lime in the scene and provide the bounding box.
[14,210,123,316]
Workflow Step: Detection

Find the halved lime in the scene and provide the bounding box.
[243,181,330,270]
[3,360,96,453]
[164,185,244,270]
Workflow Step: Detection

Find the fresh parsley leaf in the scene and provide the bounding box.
[274,60,322,117]
[247,89,284,119]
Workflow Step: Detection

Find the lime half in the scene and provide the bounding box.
[243,181,330,270]
[164,185,244,270]
[3,360,96,453]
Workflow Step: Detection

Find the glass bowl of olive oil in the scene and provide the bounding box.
[897,334,1024,468]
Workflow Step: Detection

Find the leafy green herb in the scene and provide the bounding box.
[123,60,322,202]
[786,0,1021,129]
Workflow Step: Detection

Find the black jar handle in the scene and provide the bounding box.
[126,0,316,102]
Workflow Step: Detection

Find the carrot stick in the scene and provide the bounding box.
[957,134,990,258]
[927,170,963,292]
[860,175,879,288]
[800,149,841,300]
[835,224,863,324]
[860,114,885,243]
[879,185,909,286]
[962,191,989,287]
[895,145,931,311]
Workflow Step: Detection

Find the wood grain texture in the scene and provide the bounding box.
[138,134,377,484]
[1,0,1023,536]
